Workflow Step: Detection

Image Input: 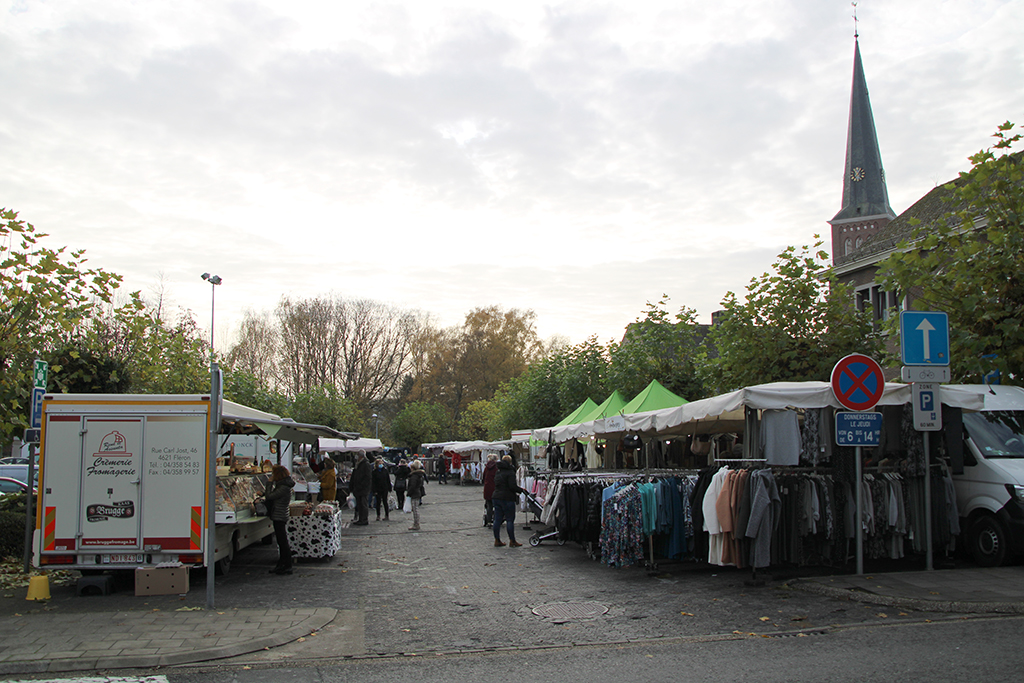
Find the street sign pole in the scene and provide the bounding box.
[24,359,47,573]
[831,354,885,576]
[923,432,933,571]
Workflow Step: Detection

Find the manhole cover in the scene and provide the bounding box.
[532,601,609,619]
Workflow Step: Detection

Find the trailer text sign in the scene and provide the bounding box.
[80,418,142,548]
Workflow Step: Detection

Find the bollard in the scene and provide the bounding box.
[26,574,50,601]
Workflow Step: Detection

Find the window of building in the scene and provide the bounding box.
[855,284,903,325]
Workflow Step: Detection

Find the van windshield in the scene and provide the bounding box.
[964,411,1024,458]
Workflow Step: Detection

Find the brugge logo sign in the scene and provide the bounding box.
[86,500,136,523]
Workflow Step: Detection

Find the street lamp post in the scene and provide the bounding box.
[201,273,222,609]
[372,413,379,440]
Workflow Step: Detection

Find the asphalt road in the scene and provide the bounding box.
[166,614,1024,683]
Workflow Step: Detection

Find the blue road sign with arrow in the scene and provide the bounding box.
[900,311,950,366]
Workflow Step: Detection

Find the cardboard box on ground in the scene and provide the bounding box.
[135,566,189,596]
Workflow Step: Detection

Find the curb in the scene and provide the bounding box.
[0,608,338,676]
[789,579,1024,614]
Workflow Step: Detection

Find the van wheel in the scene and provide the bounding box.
[216,535,239,576]
[969,515,1008,567]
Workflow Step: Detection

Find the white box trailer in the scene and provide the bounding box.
[32,394,352,575]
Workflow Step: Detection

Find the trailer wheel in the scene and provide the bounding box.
[969,514,1008,567]
[216,534,239,576]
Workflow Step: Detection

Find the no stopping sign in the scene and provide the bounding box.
[831,354,885,412]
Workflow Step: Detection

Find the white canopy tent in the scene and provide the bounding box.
[318,437,384,454]
[534,381,988,443]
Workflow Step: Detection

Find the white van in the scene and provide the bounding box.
[956,384,1024,566]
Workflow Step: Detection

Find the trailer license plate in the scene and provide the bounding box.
[105,554,143,564]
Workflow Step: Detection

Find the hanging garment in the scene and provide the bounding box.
[745,470,781,568]
[761,410,801,466]
[703,468,730,566]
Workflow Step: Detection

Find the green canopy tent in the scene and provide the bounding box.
[577,390,629,424]
[621,379,688,414]
[619,380,688,468]
[554,398,599,427]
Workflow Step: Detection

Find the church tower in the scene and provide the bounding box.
[829,36,896,263]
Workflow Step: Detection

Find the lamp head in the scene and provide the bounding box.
[201,273,223,285]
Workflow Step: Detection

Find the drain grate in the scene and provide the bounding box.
[532,601,609,620]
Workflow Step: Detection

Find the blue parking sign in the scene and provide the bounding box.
[900,311,950,366]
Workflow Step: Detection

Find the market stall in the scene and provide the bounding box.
[285,502,344,560]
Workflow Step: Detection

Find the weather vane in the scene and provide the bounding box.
[852,2,859,38]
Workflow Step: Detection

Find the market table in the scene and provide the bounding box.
[286,507,343,560]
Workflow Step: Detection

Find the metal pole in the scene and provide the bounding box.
[855,445,863,575]
[206,361,220,609]
[923,432,933,571]
[22,442,36,573]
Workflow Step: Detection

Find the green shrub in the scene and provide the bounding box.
[0,511,26,559]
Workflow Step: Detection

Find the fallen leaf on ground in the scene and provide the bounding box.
[759,617,770,622]
[680,612,694,616]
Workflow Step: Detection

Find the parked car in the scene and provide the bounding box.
[0,476,34,496]
[0,457,30,466]
[0,464,36,484]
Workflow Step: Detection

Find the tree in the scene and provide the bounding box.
[0,209,122,440]
[879,122,1024,382]
[458,399,500,441]
[222,369,289,416]
[608,296,708,401]
[490,336,610,437]
[407,306,543,436]
[391,401,448,450]
[288,384,362,432]
[274,295,421,409]
[225,310,280,389]
[80,294,210,394]
[705,238,880,393]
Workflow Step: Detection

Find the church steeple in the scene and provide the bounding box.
[829,36,896,263]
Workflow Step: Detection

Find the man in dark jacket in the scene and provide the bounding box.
[482,454,498,526]
[350,452,372,526]
[492,455,525,547]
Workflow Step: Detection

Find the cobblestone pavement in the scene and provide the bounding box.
[2,477,1020,673]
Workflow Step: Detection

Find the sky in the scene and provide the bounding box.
[3,0,1023,351]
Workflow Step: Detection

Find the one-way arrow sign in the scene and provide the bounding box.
[900,311,950,366]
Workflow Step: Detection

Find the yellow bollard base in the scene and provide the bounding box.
[26,574,50,601]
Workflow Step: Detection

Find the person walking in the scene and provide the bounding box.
[318,458,337,502]
[258,465,295,575]
[492,454,525,547]
[407,459,426,531]
[372,457,393,521]
[482,454,498,526]
[350,452,372,526]
[437,454,448,484]
[393,459,411,512]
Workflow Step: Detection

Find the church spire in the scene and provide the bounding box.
[829,34,896,262]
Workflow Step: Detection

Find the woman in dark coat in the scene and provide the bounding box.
[259,465,295,575]
[372,458,393,521]
[492,455,525,547]
[406,460,427,531]
[482,454,499,526]
[393,459,411,512]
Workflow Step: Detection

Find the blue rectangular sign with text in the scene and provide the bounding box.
[835,412,882,447]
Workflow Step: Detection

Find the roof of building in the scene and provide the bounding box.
[830,39,895,224]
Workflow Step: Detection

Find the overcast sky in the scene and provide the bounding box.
[3,0,1022,350]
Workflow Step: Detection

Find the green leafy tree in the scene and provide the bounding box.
[879,122,1023,382]
[288,384,362,432]
[391,401,448,450]
[706,238,880,393]
[1,209,122,440]
[223,369,289,416]
[46,344,130,394]
[608,296,708,401]
[457,399,500,441]
[490,337,610,436]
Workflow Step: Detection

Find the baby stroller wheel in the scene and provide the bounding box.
[529,534,541,547]
[556,537,567,546]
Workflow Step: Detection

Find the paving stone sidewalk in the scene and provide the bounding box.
[2,477,1023,674]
